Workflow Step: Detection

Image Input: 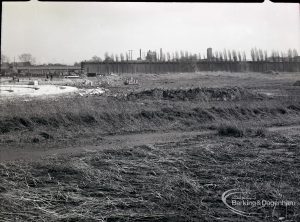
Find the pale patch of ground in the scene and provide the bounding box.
[0,85,78,98]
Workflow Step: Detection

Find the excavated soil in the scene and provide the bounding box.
[125,87,266,101]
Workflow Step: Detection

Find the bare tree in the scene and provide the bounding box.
[277,51,282,62]
[251,48,255,61]
[18,53,35,64]
[237,51,242,62]
[232,50,237,62]
[227,50,232,61]
[271,50,276,62]
[292,49,298,58]
[180,51,184,60]
[175,51,179,61]
[223,49,228,61]
[219,51,223,61]
[254,48,259,61]
[120,53,124,61]
[280,51,284,62]
[91,56,102,62]
[163,53,167,62]
[1,54,10,64]
[287,49,293,62]
[214,52,219,61]
[183,51,189,61]
[110,54,115,61]
[104,52,109,60]
[166,52,171,61]
[243,51,247,61]
[190,53,197,61]
[264,50,268,61]
[275,51,278,62]
[258,49,264,61]
[276,51,280,62]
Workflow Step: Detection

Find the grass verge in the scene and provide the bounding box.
[0,95,300,145]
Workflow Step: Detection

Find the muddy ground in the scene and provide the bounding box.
[0,71,300,221]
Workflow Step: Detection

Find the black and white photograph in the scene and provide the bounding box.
[1,1,300,221]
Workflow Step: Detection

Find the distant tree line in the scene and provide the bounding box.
[1,48,299,67]
[250,48,299,62]
[86,48,299,63]
[1,53,36,65]
[1,53,77,66]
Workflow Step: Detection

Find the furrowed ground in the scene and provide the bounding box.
[0,71,300,221]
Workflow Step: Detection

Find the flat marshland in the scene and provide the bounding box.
[0,71,300,221]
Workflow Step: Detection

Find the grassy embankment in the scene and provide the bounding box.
[1,87,300,145]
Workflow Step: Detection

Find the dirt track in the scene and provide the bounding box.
[0,130,212,162]
[1,125,300,162]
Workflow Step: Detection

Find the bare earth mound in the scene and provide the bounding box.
[125,87,265,101]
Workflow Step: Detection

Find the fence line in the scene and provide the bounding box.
[82,61,300,74]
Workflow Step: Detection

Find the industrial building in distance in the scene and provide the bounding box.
[1,62,81,76]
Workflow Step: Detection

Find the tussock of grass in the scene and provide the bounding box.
[217,123,245,137]
[217,123,267,138]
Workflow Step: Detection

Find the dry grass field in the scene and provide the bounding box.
[0,71,300,221]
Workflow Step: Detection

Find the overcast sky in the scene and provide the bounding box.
[1,1,300,65]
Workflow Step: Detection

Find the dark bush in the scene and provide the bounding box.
[217,124,244,137]
[293,80,300,86]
